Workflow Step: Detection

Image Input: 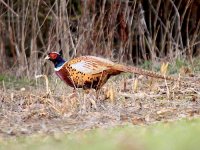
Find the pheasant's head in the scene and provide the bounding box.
[45,50,66,68]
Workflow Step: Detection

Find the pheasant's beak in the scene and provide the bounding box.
[44,55,50,60]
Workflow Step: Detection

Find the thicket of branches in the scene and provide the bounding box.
[0,0,199,77]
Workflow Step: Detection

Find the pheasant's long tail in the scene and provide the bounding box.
[112,64,177,81]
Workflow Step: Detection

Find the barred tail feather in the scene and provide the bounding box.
[112,64,176,81]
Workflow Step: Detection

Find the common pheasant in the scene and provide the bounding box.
[45,50,176,90]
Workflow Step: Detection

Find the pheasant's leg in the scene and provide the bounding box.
[95,89,100,100]
[83,89,97,111]
[80,89,90,112]
[68,88,78,99]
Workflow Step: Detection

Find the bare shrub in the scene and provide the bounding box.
[0,0,199,76]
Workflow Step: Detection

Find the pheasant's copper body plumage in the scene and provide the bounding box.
[45,51,176,90]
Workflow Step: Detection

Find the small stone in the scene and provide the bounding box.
[20,87,26,91]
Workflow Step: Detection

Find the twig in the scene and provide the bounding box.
[0,0,18,17]
[35,74,51,95]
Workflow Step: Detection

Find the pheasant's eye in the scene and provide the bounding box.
[49,53,58,59]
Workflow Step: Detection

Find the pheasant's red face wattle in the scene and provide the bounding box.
[49,52,58,60]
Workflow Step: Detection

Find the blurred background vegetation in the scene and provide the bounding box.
[0,0,199,77]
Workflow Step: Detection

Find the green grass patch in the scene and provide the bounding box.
[0,74,36,89]
[1,119,200,150]
[141,58,195,74]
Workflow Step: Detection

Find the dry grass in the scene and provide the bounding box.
[1,73,200,138]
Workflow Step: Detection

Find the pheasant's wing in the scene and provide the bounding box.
[70,56,115,74]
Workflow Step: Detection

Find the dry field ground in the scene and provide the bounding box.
[1,73,200,138]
